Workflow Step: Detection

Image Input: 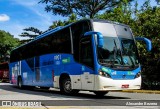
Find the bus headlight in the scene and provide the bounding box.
[99,70,111,78]
[134,73,141,79]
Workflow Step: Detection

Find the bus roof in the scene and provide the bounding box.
[11,19,129,52]
[92,19,129,27]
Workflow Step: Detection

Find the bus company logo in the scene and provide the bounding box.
[2,101,11,106]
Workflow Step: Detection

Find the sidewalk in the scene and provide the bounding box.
[120,90,160,94]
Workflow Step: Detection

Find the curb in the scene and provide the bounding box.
[120,90,160,94]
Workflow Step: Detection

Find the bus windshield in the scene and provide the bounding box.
[97,36,139,69]
[93,21,139,70]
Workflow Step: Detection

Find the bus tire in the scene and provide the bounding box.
[17,77,24,89]
[93,91,108,97]
[60,77,79,95]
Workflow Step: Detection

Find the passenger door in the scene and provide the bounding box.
[80,36,95,90]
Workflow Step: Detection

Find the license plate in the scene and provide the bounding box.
[121,84,129,88]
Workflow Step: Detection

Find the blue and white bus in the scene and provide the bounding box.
[9,19,151,96]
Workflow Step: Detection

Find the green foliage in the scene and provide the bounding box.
[49,20,65,29]
[135,4,160,89]
[19,27,43,43]
[19,27,43,38]
[135,6,160,59]
[39,0,134,18]
[97,0,134,25]
[49,14,78,30]
[0,30,20,62]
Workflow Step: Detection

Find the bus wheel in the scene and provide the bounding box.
[61,78,79,95]
[18,77,23,89]
[93,91,108,97]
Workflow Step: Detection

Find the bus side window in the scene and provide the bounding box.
[71,21,91,62]
[71,23,83,62]
[80,36,94,69]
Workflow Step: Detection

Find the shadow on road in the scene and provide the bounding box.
[0,83,130,100]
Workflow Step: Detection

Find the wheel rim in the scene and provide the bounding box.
[64,80,72,93]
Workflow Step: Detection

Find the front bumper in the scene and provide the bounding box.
[94,75,141,91]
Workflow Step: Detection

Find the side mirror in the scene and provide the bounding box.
[84,31,104,48]
[135,37,152,51]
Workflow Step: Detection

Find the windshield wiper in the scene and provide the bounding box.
[111,40,118,68]
[112,39,124,68]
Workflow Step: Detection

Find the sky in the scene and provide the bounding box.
[0,0,158,40]
[0,0,67,39]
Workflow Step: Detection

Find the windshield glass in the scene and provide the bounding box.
[98,37,122,66]
[120,38,139,66]
[97,36,139,69]
[93,21,139,70]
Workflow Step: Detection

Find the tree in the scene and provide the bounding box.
[134,2,160,89]
[39,0,134,18]
[97,0,134,25]
[19,27,43,43]
[0,30,20,62]
[49,20,65,29]
[19,27,43,38]
[49,13,78,29]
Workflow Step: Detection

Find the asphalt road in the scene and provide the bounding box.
[0,83,160,109]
